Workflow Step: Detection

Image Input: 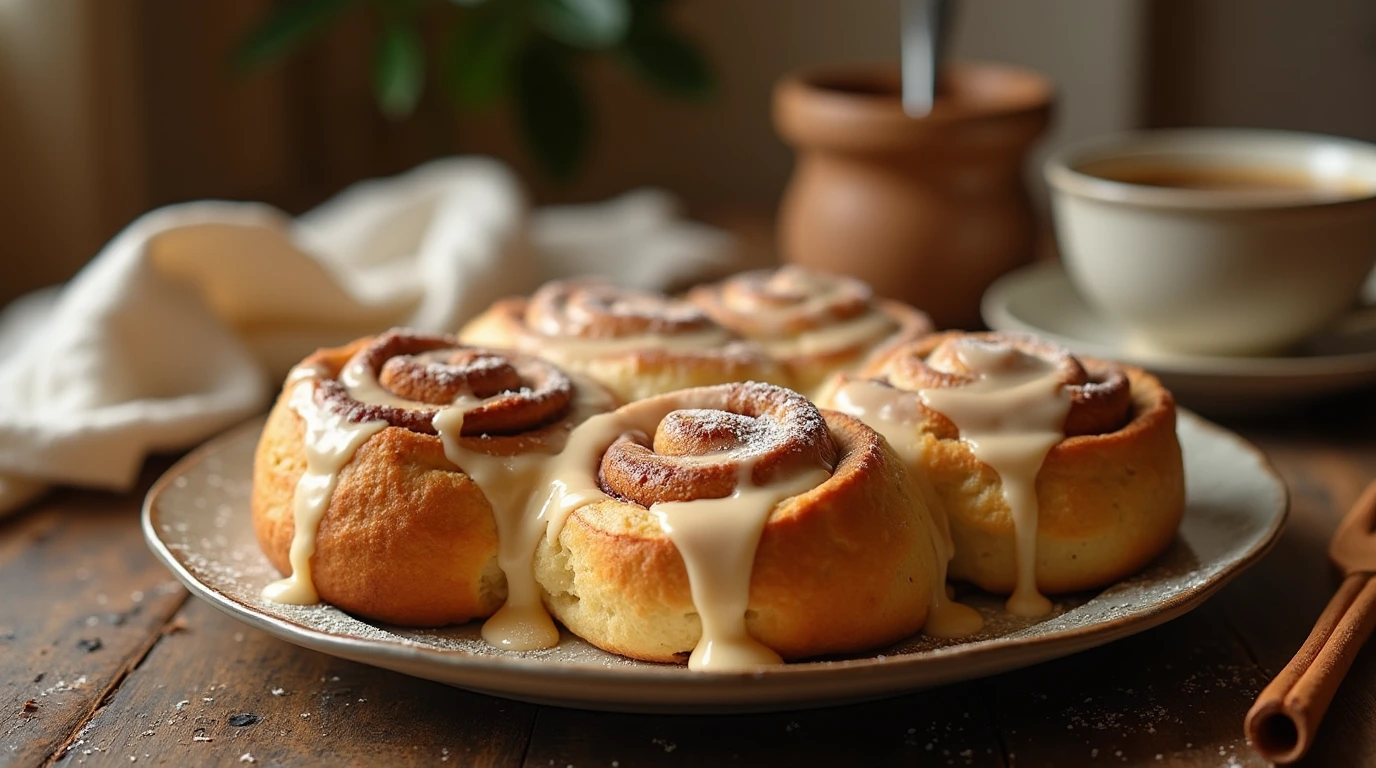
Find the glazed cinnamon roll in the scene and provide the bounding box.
[819,331,1184,617]
[459,279,781,402]
[251,329,616,630]
[531,381,946,669]
[688,266,934,397]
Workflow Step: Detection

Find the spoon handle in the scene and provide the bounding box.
[900,0,947,117]
[1245,572,1376,763]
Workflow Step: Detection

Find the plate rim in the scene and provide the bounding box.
[982,262,1376,379]
[142,412,1289,708]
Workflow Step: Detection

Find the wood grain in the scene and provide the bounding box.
[0,463,187,768]
[984,604,1269,767]
[67,598,536,767]
[523,685,1004,768]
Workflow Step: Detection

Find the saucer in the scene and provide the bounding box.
[981,263,1376,412]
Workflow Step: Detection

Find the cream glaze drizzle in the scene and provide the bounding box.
[538,412,638,545]
[651,463,831,670]
[827,380,984,638]
[917,341,1071,618]
[343,360,612,651]
[754,311,897,359]
[431,404,562,651]
[352,361,615,650]
[264,358,613,654]
[338,358,423,409]
[286,363,326,385]
[536,396,833,671]
[267,359,832,667]
[262,379,387,605]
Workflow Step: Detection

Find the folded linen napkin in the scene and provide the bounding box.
[0,157,733,515]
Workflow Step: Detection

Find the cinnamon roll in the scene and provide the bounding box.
[459,279,781,402]
[688,266,934,397]
[820,331,1184,617]
[531,381,946,669]
[251,329,616,630]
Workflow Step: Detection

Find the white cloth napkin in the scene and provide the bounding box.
[0,157,734,515]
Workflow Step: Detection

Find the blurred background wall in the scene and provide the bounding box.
[2,0,1374,308]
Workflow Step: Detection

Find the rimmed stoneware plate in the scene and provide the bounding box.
[144,413,1286,714]
[982,262,1376,414]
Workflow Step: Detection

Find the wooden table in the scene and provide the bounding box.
[3,392,1376,767]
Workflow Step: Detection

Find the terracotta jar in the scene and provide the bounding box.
[774,62,1053,329]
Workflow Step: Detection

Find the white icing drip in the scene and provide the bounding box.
[262,381,387,605]
[267,359,831,665]
[338,358,432,409]
[293,358,614,651]
[538,391,833,669]
[827,379,984,638]
[427,370,614,650]
[651,463,830,671]
[432,404,562,651]
[539,412,625,544]
[918,341,1071,618]
[755,311,897,359]
[285,364,327,386]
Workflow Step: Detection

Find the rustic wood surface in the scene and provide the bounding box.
[3,392,1376,767]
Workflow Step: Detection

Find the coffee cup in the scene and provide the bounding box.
[1044,128,1376,357]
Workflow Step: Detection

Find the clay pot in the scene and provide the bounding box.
[774,62,1053,329]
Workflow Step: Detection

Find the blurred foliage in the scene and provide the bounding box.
[236,0,715,180]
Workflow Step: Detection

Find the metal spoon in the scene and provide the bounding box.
[901,0,952,117]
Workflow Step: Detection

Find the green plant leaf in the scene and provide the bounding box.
[620,17,713,99]
[444,10,523,109]
[515,43,590,180]
[373,18,426,119]
[235,0,358,72]
[530,0,630,50]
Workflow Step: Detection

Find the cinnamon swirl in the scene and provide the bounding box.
[820,331,1184,616]
[459,279,781,402]
[530,381,945,668]
[251,329,616,630]
[688,266,934,397]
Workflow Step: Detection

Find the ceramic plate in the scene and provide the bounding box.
[143,413,1286,713]
[982,263,1376,413]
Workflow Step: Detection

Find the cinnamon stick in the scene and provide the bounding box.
[1245,572,1376,763]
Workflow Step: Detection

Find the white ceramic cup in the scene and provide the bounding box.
[1045,129,1376,357]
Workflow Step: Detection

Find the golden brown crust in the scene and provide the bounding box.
[251,334,616,626]
[532,385,942,663]
[459,282,786,402]
[253,397,505,625]
[837,333,1185,595]
[688,267,934,398]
